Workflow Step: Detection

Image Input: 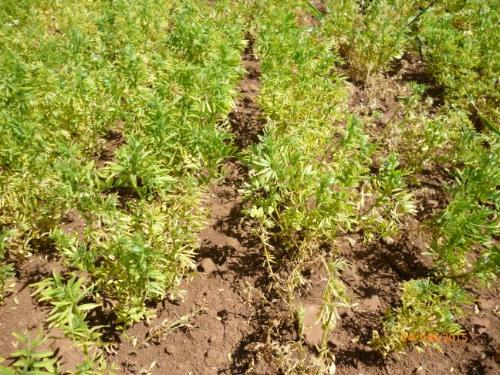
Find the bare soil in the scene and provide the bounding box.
[95,121,125,168]
[228,37,265,149]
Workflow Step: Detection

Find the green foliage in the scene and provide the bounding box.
[0,331,59,374]
[414,0,500,286]
[371,279,472,355]
[50,188,205,326]
[246,2,400,261]
[0,0,498,368]
[430,133,499,284]
[103,138,176,198]
[416,0,499,125]
[244,1,417,264]
[31,273,102,347]
[359,153,416,242]
[0,230,15,302]
[0,0,244,252]
[72,351,113,375]
[245,117,371,254]
[0,0,246,336]
[323,0,422,80]
[95,234,169,324]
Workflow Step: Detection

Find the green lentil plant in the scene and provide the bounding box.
[359,153,416,242]
[429,132,499,284]
[94,234,168,325]
[416,0,500,126]
[0,0,244,250]
[323,0,425,81]
[51,186,205,327]
[0,331,59,375]
[31,273,103,349]
[73,351,113,375]
[246,115,376,263]
[0,0,122,257]
[102,137,176,199]
[245,1,370,258]
[0,0,247,340]
[245,1,418,296]
[371,279,472,355]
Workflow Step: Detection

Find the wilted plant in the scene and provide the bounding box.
[319,259,350,351]
[144,307,204,345]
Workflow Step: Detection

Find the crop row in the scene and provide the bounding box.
[1,0,246,371]
[241,0,498,366]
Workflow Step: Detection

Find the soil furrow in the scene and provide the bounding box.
[228,36,265,149]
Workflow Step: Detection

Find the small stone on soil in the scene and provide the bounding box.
[383,237,395,245]
[164,344,177,355]
[198,258,217,274]
[364,295,382,312]
[302,304,323,347]
[205,348,225,365]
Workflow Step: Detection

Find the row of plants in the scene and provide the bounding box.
[322,0,499,354]
[245,0,415,273]
[239,0,418,371]
[0,0,246,371]
[241,0,498,364]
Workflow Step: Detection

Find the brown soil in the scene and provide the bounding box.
[390,53,445,109]
[319,233,498,375]
[95,121,125,168]
[228,37,265,149]
[60,209,86,241]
